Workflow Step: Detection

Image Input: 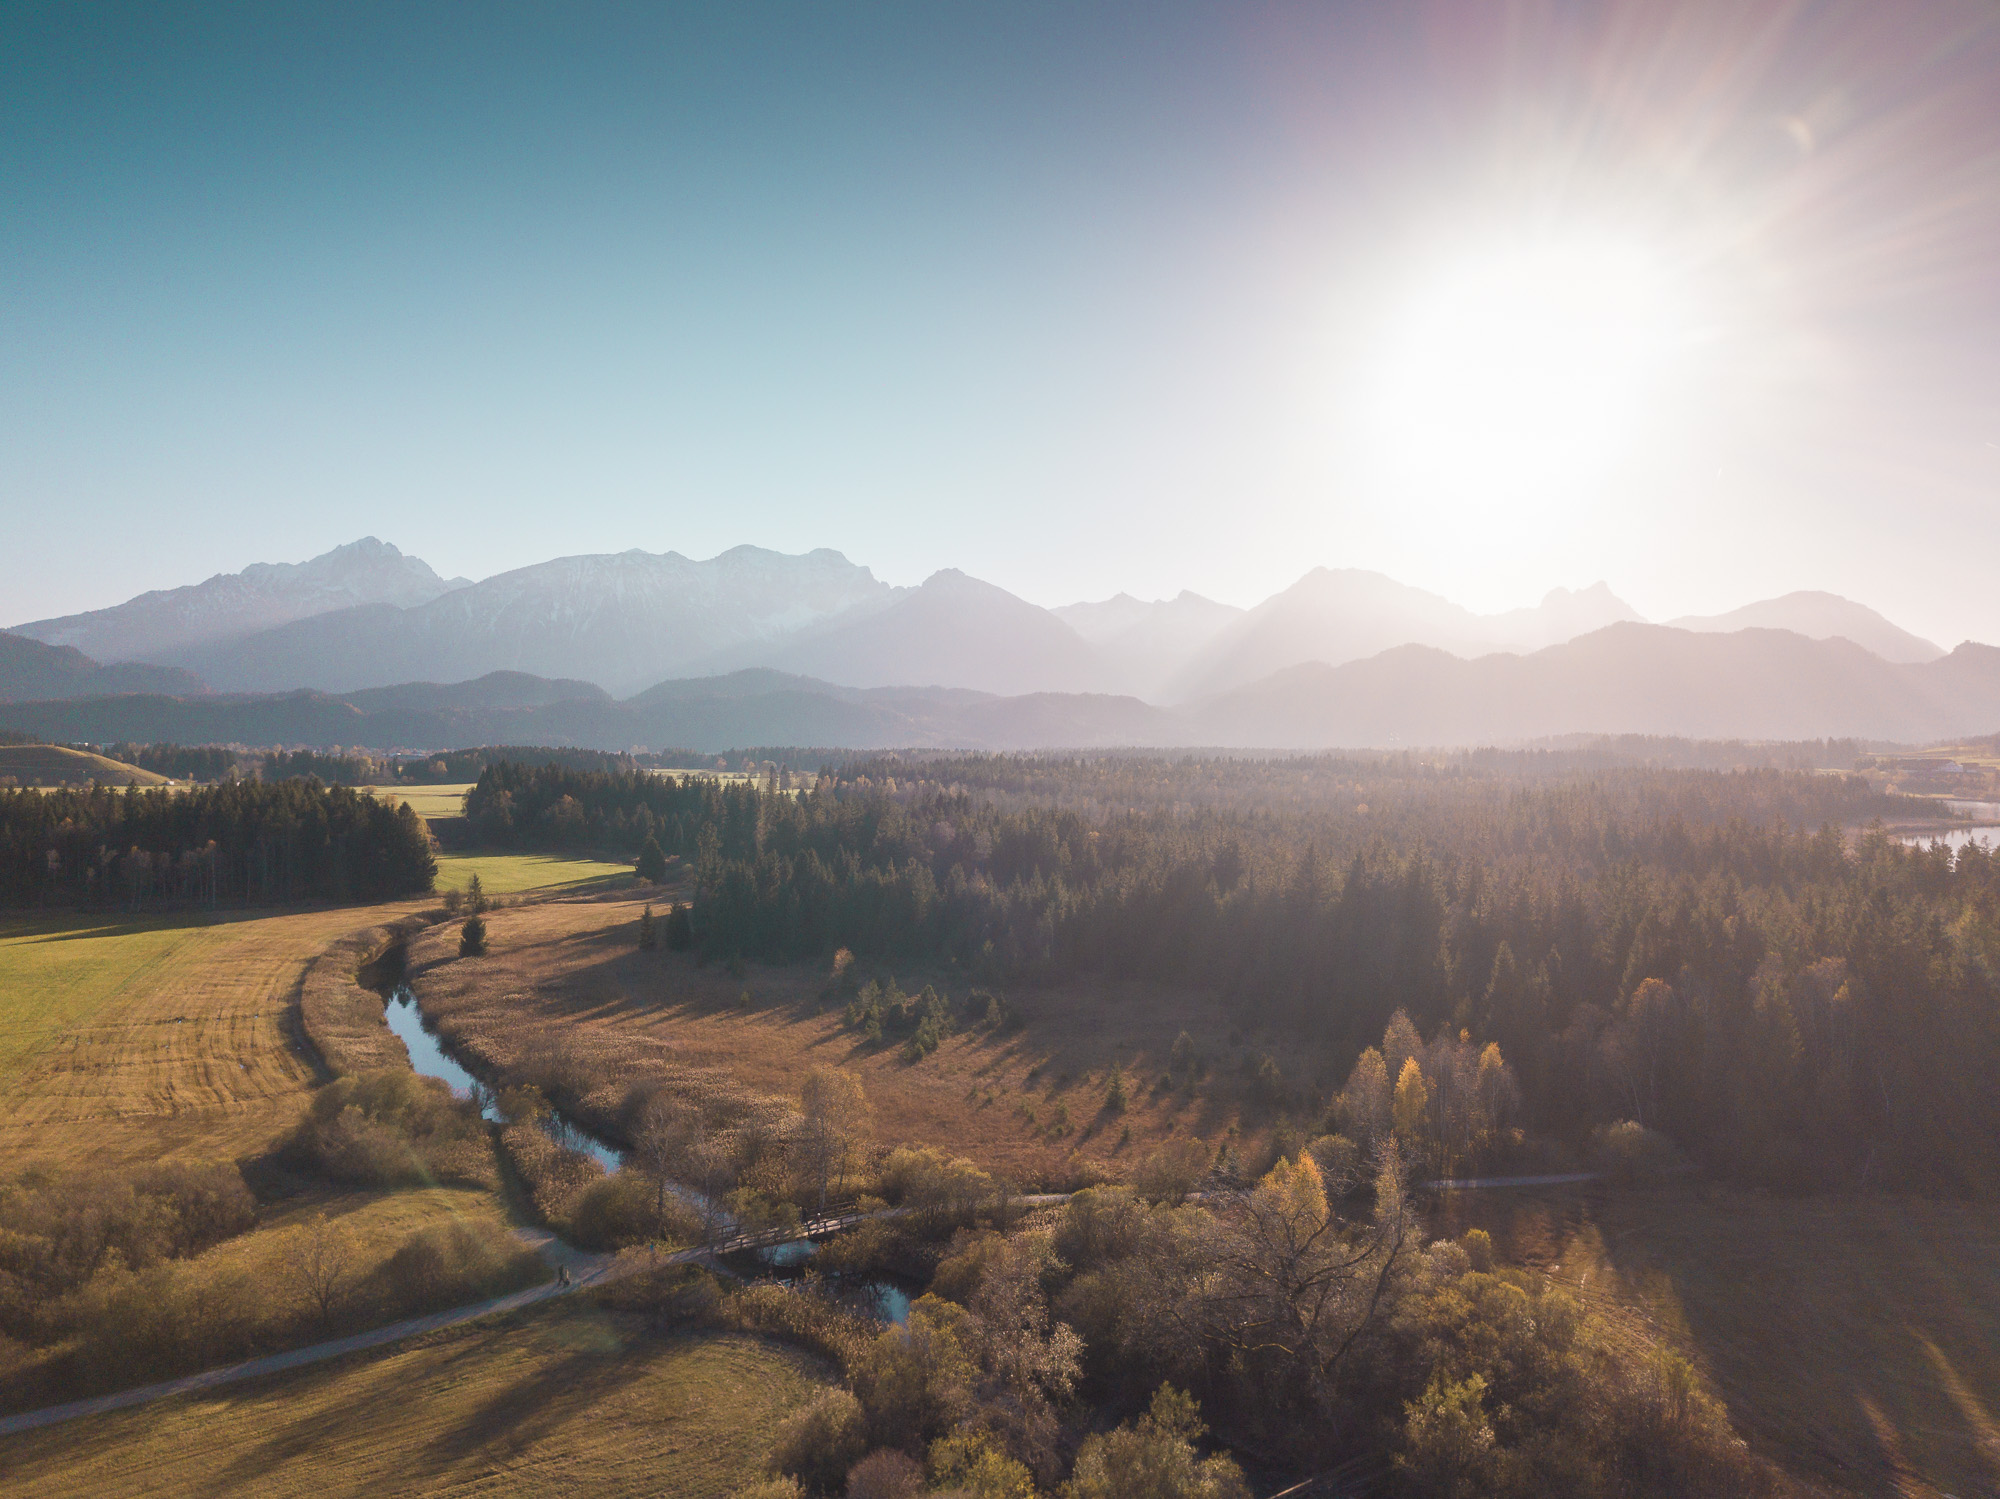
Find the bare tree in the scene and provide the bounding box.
[283,1213,355,1333]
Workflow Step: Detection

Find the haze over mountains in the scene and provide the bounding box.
[4,538,1989,751]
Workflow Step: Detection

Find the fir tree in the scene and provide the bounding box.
[459,912,488,957]
[638,902,657,950]
[664,901,694,951]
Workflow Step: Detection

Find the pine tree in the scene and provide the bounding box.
[459,912,488,957]
[467,873,487,914]
[638,903,657,950]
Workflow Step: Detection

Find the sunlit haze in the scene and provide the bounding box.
[6,1,2000,644]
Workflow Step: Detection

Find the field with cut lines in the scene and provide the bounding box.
[0,1313,832,1499]
[0,903,427,1166]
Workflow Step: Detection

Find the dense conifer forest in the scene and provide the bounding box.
[0,781,435,906]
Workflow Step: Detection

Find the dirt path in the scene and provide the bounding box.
[0,1226,609,1440]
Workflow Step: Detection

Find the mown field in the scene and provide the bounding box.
[0,903,412,1165]
[358,783,474,820]
[0,1314,832,1499]
[432,851,636,897]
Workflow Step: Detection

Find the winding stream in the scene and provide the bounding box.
[377,982,912,1323]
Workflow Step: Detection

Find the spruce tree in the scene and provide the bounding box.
[636,835,667,883]
[665,901,694,951]
[459,912,488,957]
[638,903,657,950]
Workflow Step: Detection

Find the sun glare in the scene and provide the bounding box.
[1367,237,1687,504]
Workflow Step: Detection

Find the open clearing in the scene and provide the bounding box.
[358,783,472,820]
[0,1313,832,1499]
[0,745,170,787]
[1437,1185,2000,1499]
[432,852,635,897]
[406,888,1274,1185]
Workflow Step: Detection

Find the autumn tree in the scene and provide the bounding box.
[799,1066,871,1210]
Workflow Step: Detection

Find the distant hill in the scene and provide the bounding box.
[1668,591,1945,664]
[1166,570,1644,702]
[12,537,465,666]
[1190,623,1996,747]
[172,545,895,696]
[1052,591,1244,699]
[0,631,206,703]
[756,570,1109,695]
[0,743,171,787]
[5,623,2000,754]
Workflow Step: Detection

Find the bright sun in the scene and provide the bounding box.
[1367,236,1686,503]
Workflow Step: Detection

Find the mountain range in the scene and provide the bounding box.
[3,623,1998,753]
[7,539,1954,709]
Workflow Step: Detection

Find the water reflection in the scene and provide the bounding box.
[380,985,624,1171]
[741,1238,913,1326]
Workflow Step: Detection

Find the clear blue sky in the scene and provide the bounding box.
[7,1,2000,644]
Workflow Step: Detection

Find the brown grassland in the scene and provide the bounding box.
[0,1311,831,1499]
[405,887,1264,1184]
[0,745,171,789]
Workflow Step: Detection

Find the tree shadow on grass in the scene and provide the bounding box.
[193,1306,641,1497]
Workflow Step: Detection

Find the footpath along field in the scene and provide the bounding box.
[0,860,836,1497]
[0,1313,830,1499]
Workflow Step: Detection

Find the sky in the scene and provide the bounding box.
[6,1,2000,645]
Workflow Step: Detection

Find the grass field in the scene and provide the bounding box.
[432,852,637,897]
[0,745,170,788]
[1435,1185,2000,1499]
[358,783,473,820]
[0,1315,832,1499]
[0,902,429,1166]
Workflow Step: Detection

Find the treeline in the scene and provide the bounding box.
[105,742,242,780]
[0,781,435,907]
[463,762,771,852]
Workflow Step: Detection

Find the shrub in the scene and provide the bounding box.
[1131,1137,1209,1205]
[730,1282,877,1371]
[845,1448,924,1499]
[1063,1385,1250,1499]
[767,1387,867,1491]
[927,1430,1035,1499]
[284,1071,493,1189]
